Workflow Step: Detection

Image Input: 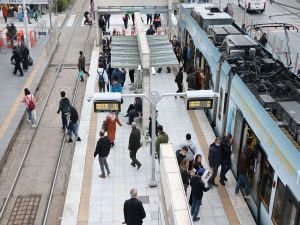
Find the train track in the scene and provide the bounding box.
[0,0,93,224]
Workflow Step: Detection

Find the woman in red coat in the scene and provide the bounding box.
[1,4,8,23]
[105,112,122,147]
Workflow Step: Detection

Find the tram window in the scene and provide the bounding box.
[218,88,223,120]
[282,197,298,225]
[271,179,285,225]
[260,159,274,211]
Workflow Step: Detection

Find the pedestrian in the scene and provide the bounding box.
[190,168,210,222]
[186,69,198,90]
[78,51,90,77]
[67,106,81,143]
[104,14,111,29]
[180,133,197,171]
[98,15,106,31]
[220,133,233,185]
[131,13,135,26]
[146,24,155,35]
[123,188,146,225]
[259,32,268,47]
[146,14,152,25]
[57,91,71,130]
[128,122,142,170]
[110,76,123,94]
[97,62,109,92]
[129,69,135,85]
[94,130,111,178]
[235,139,253,199]
[1,4,8,23]
[148,110,159,139]
[153,14,161,30]
[89,0,95,20]
[193,154,204,171]
[176,146,188,165]
[11,46,24,76]
[126,97,142,125]
[112,68,125,86]
[180,159,191,194]
[175,67,184,98]
[208,137,222,188]
[155,125,169,161]
[182,43,191,72]
[175,44,182,64]
[20,42,29,72]
[123,14,129,29]
[105,112,122,147]
[21,88,37,128]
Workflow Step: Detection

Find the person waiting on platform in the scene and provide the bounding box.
[84,11,92,25]
[125,97,142,125]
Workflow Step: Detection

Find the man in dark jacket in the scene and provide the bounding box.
[57,91,71,130]
[208,137,222,188]
[123,188,146,225]
[146,24,155,35]
[176,146,188,165]
[235,139,253,199]
[220,133,233,185]
[128,122,142,169]
[94,130,111,178]
[190,168,210,222]
[155,125,169,161]
[67,106,81,143]
[127,97,142,125]
[11,46,24,76]
[78,51,90,77]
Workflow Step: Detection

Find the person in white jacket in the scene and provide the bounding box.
[97,62,109,92]
[180,133,197,171]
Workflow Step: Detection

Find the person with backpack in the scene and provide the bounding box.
[21,88,37,128]
[180,133,197,171]
[57,91,71,130]
[97,62,109,92]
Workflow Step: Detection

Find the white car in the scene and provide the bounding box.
[238,0,266,12]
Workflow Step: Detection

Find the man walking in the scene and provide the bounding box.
[155,125,169,161]
[123,188,146,225]
[78,51,90,77]
[220,133,233,185]
[208,137,222,188]
[11,46,24,77]
[190,168,210,222]
[57,91,71,130]
[180,133,197,171]
[94,130,111,178]
[128,122,142,170]
[97,62,109,92]
[67,106,81,143]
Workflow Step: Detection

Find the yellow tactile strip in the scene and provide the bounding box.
[77,89,98,225]
[189,111,240,225]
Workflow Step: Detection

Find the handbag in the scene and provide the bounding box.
[78,70,84,79]
[11,59,16,65]
[28,56,33,66]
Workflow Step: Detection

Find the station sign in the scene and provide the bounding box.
[0,0,49,4]
[187,98,213,110]
[93,92,121,113]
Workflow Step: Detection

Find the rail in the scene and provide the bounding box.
[0,3,93,225]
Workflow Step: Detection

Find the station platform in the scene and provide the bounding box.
[61,14,257,223]
[0,14,66,162]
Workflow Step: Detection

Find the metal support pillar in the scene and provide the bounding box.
[22,0,31,55]
[48,0,53,30]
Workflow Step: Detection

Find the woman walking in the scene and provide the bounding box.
[175,67,184,98]
[105,112,122,147]
[21,88,37,128]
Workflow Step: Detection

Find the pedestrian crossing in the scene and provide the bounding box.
[66,14,76,27]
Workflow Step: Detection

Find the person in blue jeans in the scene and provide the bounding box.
[235,139,253,200]
[67,106,81,143]
[190,168,210,222]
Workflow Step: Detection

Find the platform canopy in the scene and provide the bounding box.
[111,35,179,69]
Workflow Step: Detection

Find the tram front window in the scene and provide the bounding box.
[260,160,274,211]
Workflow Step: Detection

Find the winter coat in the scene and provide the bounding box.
[175,70,183,85]
[190,176,209,200]
[186,73,198,90]
[105,114,122,143]
[123,198,146,225]
[69,106,79,123]
[180,140,197,161]
[94,136,111,157]
[181,169,190,186]
[155,131,169,156]
[110,83,123,93]
[221,137,232,162]
[128,127,141,152]
[78,55,86,70]
[57,97,71,114]
[176,150,186,165]
[208,143,222,168]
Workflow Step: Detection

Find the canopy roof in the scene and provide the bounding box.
[111,35,178,69]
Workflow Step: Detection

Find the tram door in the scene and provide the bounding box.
[231,109,244,176]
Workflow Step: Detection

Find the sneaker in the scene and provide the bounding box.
[220,180,225,186]
[76,137,81,142]
[27,118,31,122]
[193,217,200,222]
[68,138,73,143]
[99,174,106,178]
[32,124,36,128]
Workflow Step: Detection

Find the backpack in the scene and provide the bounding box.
[97,69,105,85]
[27,95,35,111]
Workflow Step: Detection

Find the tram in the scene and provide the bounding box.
[176,3,300,225]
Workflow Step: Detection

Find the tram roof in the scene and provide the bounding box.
[111,35,178,69]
